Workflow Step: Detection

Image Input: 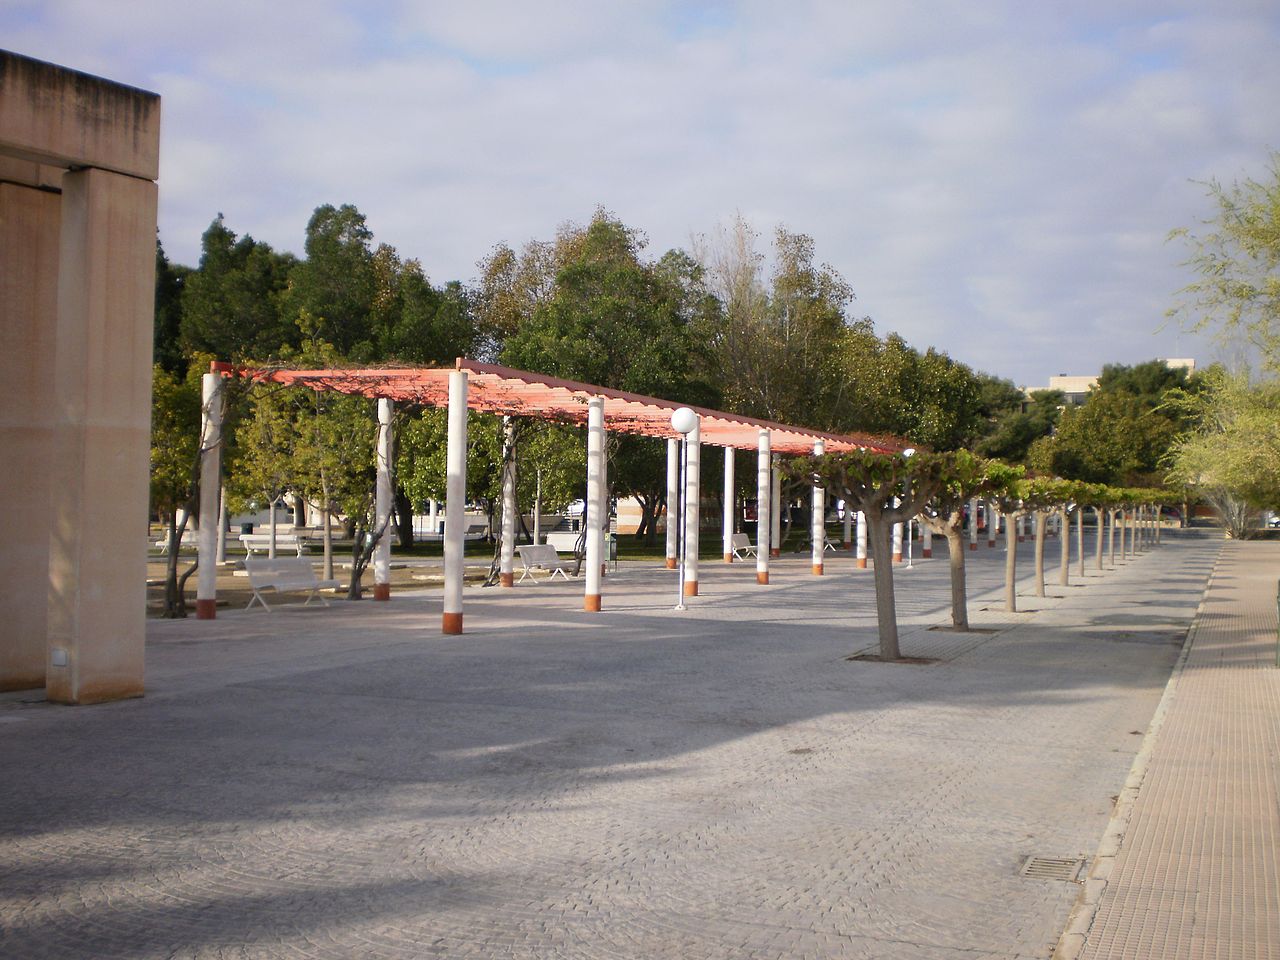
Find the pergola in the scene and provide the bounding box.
[198,359,909,633]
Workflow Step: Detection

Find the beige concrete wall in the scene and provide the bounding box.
[0,52,160,179]
[45,168,156,704]
[0,182,61,691]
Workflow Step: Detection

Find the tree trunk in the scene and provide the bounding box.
[1076,507,1085,579]
[1108,510,1117,567]
[347,529,365,600]
[1033,509,1047,598]
[1058,507,1070,587]
[864,510,901,660]
[393,486,414,548]
[945,526,969,630]
[1004,515,1019,612]
[163,511,184,618]
[1094,507,1104,571]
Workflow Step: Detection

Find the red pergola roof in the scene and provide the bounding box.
[223,359,907,456]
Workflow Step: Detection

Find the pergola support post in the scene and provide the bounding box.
[922,522,932,558]
[722,448,735,562]
[969,497,979,550]
[988,501,998,547]
[196,372,224,620]
[499,415,517,588]
[892,520,903,564]
[756,430,771,584]
[665,438,678,569]
[856,511,868,569]
[811,439,825,575]
[842,501,853,550]
[584,399,605,611]
[684,417,701,596]
[442,369,468,634]
[373,397,393,600]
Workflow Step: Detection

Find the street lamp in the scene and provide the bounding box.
[671,407,698,610]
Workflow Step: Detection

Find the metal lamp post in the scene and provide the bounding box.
[671,407,698,610]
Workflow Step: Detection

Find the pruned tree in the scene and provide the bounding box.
[788,449,947,660]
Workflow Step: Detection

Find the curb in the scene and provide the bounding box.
[1052,542,1224,960]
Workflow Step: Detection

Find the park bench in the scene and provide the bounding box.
[244,557,341,611]
[730,532,757,559]
[420,519,490,542]
[516,544,576,583]
[239,532,306,557]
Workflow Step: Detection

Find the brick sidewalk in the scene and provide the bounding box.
[1068,539,1280,960]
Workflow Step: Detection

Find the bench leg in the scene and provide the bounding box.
[246,590,271,612]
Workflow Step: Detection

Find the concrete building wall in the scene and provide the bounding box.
[0,51,160,703]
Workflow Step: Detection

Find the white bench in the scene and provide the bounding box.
[244,557,341,610]
[239,532,306,557]
[421,519,490,542]
[730,533,757,559]
[517,544,576,582]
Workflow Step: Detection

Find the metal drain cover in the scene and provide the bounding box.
[1019,856,1085,882]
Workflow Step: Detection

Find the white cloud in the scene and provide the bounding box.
[4,0,1272,384]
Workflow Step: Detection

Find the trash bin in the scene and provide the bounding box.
[240,523,254,535]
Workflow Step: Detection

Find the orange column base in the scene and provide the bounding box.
[969,543,977,550]
[892,553,902,563]
[812,564,823,575]
[684,581,698,597]
[1018,536,1025,542]
[987,541,996,548]
[665,557,677,569]
[843,541,853,551]
[769,548,781,558]
[499,572,514,587]
[922,549,932,558]
[373,583,391,600]
[584,594,601,612]
[196,599,216,620]
[856,558,867,569]
[756,571,769,584]
[724,553,733,563]
[442,612,463,634]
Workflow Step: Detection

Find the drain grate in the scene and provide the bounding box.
[1019,856,1085,882]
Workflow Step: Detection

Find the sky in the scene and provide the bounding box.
[7,1,1279,387]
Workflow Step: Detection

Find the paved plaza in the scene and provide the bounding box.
[0,532,1240,958]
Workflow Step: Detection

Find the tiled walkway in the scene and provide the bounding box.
[1070,540,1280,960]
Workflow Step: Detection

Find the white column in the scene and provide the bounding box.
[600,429,610,577]
[428,497,439,535]
[988,500,998,547]
[196,372,224,619]
[892,520,904,563]
[922,521,933,558]
[533,472,542,544]
[665,437,679,570]
[856,511,868,569]
[584,398,605,610]
[442,370,468,634]
[969,497,979,550]
[684,417,701,596]
[811,439,825,575]
[842,500,853,550]
[770,459,782,558]
[756,430,771,585]
[374,397,394,600]
[499,415,517,587]
[1017,515,1026,542]
[722,448,735,562]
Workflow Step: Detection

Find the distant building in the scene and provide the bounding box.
[1022,358,1196,407]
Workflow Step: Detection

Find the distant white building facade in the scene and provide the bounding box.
[1023,358,1196,407]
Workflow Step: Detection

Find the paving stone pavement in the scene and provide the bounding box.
[1069,539,1280,960]
[0,532,1220,959]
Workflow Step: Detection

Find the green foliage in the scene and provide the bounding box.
[149,363,203,516]
[1169,152,1280,371]
[282,204,378,359]
[154,239,189,373]
[975,390,1063,463]
[179,215,297,361]
[1166,369,1280,536]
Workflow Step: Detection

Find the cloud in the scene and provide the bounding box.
[5,0,1274,384]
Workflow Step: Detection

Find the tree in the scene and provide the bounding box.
[283,204,377,359]
[1169,152,1280,371]
[976,389,1064,463]
[149,362,206,618]
[180,214,297,361]
[1166,369,1280,538]
[919,453,1022,630]
[154,239,190,373]
[790,450,948,661]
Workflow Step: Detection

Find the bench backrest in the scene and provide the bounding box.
[730,533,753,549]
[518,543,562,565]
[245,557,317,587]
